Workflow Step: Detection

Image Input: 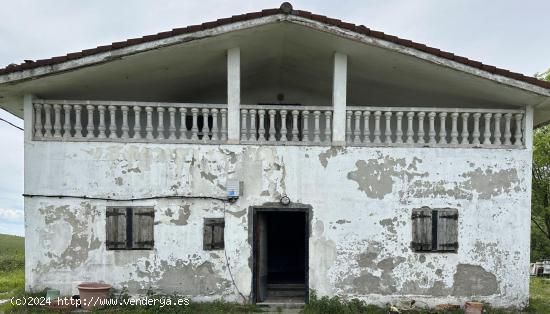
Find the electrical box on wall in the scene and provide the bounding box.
[226,179,242,199]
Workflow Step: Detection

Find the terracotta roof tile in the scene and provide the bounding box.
[369,30,385,38]
[453,56,469,64]
[261,8,280,15]
[1,3,549,90]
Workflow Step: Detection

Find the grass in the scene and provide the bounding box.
[526,277,550,313]
[0,233,25,301]
[0,233,549,313]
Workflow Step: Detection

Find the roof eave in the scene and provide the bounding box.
[0,12,549,99]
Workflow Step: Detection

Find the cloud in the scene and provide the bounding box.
[0,207,24,222]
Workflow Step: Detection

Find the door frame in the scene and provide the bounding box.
[251,204,311,303]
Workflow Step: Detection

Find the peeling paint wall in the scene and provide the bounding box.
[24,141,532,308]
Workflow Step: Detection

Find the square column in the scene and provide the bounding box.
[227,47,240,144]
[332,52,347,146]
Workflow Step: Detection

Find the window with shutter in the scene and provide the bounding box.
[411,207,458,253]
[132,207,155,249]
[106,207,155,250]
[204,218,224,250]
[436,209,458,252]
[106,207,127,250]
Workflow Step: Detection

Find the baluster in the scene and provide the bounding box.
[121,106,129,139]
[241,109,248,141]
[450,113,459,145]
[249,109,257,142]
[362,111,371,144]
[168,107,176,140]
[395,112,403,144]
[145,106,154,140]
[405,112,414,144]
[482,113,492,145]
[220,108,228,141]
[460,113,470,145]
[97,105,106,139]
[62,103,71,138]
[438,112,447,144]
[352,111,361,144]
[178,108,187,140]
[190,108,199,141]
[74,105,82,138]
[416,112,425,144]
[373,111,382,144]
[472,113,481,146]
[34,104,43,138]
[133,106,142,139]
[302,110,310,142]
[384,112,392,144]
[107,105,116,139]
[258,109,266,141]
[280,110,288,142]
[53,104,62,138]
[268,109,277,142]
[85,104,94,138]
[313,110,321,144]
[211,109,219,141]
[428,112,436,145]
[325,111,332,143]
[291,110,299,142]
[201,108,210,142]
[157,107,166,140]
[514,113,523,147]
[493,113,502,146]
[503,113,512,145]
[345,110,352,144]
[43,104,53,138]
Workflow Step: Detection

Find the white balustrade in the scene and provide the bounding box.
[32,100,228,144]
[31,100,526,148]
[345,106,526,148]
[240,105,333,145]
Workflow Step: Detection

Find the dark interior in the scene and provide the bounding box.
[255,210,308,303]
[265,211,306,284]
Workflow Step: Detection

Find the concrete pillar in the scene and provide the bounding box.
[23,94,34,290]
[332,52,347,146]
[525,105,534,150]
[227,47,240,144]
[23,95,34,143]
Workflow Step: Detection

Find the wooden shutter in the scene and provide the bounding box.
[436,209,458,252]
[106,207,127,250]
[204,218,224,250]
[132,207,155,249]
[411,207,432,252]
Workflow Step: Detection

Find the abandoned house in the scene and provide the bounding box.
[1,2,550,309]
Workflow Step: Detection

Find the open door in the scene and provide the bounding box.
[253,208,308,304]
[255,211,269,302]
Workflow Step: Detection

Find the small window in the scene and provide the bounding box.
[411,207,458,253]
[203,218,224,250]
[106,207,154,250]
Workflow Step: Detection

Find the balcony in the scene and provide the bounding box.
[31,99,526,149]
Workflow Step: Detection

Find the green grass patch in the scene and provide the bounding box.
[303,292,387,314]
[527,277,550,313]
[0,234,24,255]
[0,268,25,298]
[0,233,25,302]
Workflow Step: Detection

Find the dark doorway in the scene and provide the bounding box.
[253,208,309,304]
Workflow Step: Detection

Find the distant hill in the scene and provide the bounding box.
[0,233,24,256]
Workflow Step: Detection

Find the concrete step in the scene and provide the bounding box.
[257,301,305,310]
[267,283,305,290]
[268,290,306,297]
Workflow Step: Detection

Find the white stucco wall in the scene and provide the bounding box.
[24,140,532,308]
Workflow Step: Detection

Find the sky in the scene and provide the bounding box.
[0,0,549,236]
